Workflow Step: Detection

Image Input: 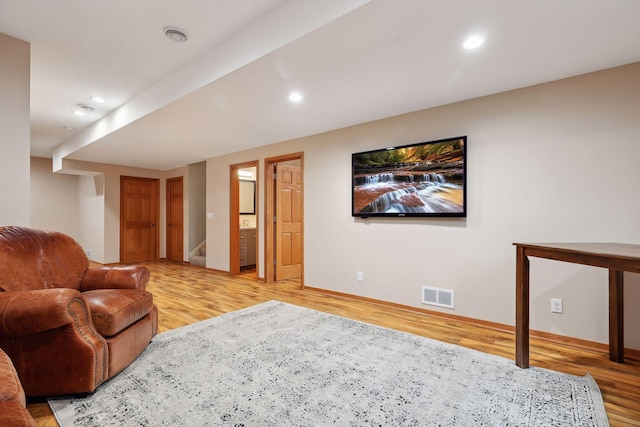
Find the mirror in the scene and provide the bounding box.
[239,180,255,215]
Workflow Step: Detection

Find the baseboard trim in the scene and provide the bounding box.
[303,286,640,360]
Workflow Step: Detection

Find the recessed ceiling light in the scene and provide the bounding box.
[63,126,76,132]
[164,26,188,42]
[463,35,484,50]
[90,96,105,104]
[288,91,303,103]
[78,104,95,112]
[72,110,85,117]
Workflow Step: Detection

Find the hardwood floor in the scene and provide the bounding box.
[28,261,640,426]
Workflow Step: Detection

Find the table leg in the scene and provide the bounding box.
[609,269,624,362]
[515,246,530,368]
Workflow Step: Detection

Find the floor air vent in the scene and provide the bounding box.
[422,286,454,309]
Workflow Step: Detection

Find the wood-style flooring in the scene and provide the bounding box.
[28,261,640,426]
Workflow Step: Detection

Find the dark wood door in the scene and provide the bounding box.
[275,164,302,280]
[120,176,159,263]
[166,177,184,262]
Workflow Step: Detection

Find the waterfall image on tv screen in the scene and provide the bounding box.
[352,136,466,217]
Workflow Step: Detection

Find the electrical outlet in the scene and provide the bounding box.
[551,298,563,314]
[357,272,363,282]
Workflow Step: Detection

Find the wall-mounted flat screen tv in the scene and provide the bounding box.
[352,136,466,218]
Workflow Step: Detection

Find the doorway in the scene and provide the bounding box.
[230,161,258,277]
[265,153,304,285]
[166,177,184,263]
[120,176,159,263]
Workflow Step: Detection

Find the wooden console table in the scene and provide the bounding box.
[514,242,640,368]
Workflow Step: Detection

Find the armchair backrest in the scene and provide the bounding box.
[0,226,89,292]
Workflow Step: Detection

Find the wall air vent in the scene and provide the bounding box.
[422,286,454,309]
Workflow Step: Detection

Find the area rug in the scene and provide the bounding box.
[49,300,609,426]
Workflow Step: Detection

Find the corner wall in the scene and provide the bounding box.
[78,174,105,261]
[188,162,207,253]
[30,157,80,238]
[207,63,640,349]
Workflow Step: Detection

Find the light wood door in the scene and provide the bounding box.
[166,177,184,262]
[275,164,302,280]
[120,176,159,263]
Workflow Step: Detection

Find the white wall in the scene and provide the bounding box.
[30,157,80,238]
[30,157,104,260]
[0,33,30,226]
[188,162,207,253]
[78,174,105,261]
[207,63,640,349]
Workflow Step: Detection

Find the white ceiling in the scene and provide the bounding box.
[1,0,640,171]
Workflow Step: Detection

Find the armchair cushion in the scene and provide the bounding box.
[84,289,154,337]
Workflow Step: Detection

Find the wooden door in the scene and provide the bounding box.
[120,176,159,263]
[275,164,302,280]
[166,177,184,262]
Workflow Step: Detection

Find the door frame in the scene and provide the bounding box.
[166,176,184,263]
[264,152,304,286]
[230,160,259,276]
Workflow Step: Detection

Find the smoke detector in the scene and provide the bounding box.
[164,26,188,42]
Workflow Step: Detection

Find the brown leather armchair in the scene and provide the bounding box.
[0,226,158,397]
[0,348,36,426]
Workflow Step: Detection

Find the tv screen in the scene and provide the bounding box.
[352,136,466,218]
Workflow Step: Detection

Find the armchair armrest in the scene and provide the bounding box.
[0,289,86,337]
[80,266,150,292]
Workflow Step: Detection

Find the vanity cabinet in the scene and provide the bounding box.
[239,228,256,267]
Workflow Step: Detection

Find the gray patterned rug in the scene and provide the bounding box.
[49,301,609,426]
